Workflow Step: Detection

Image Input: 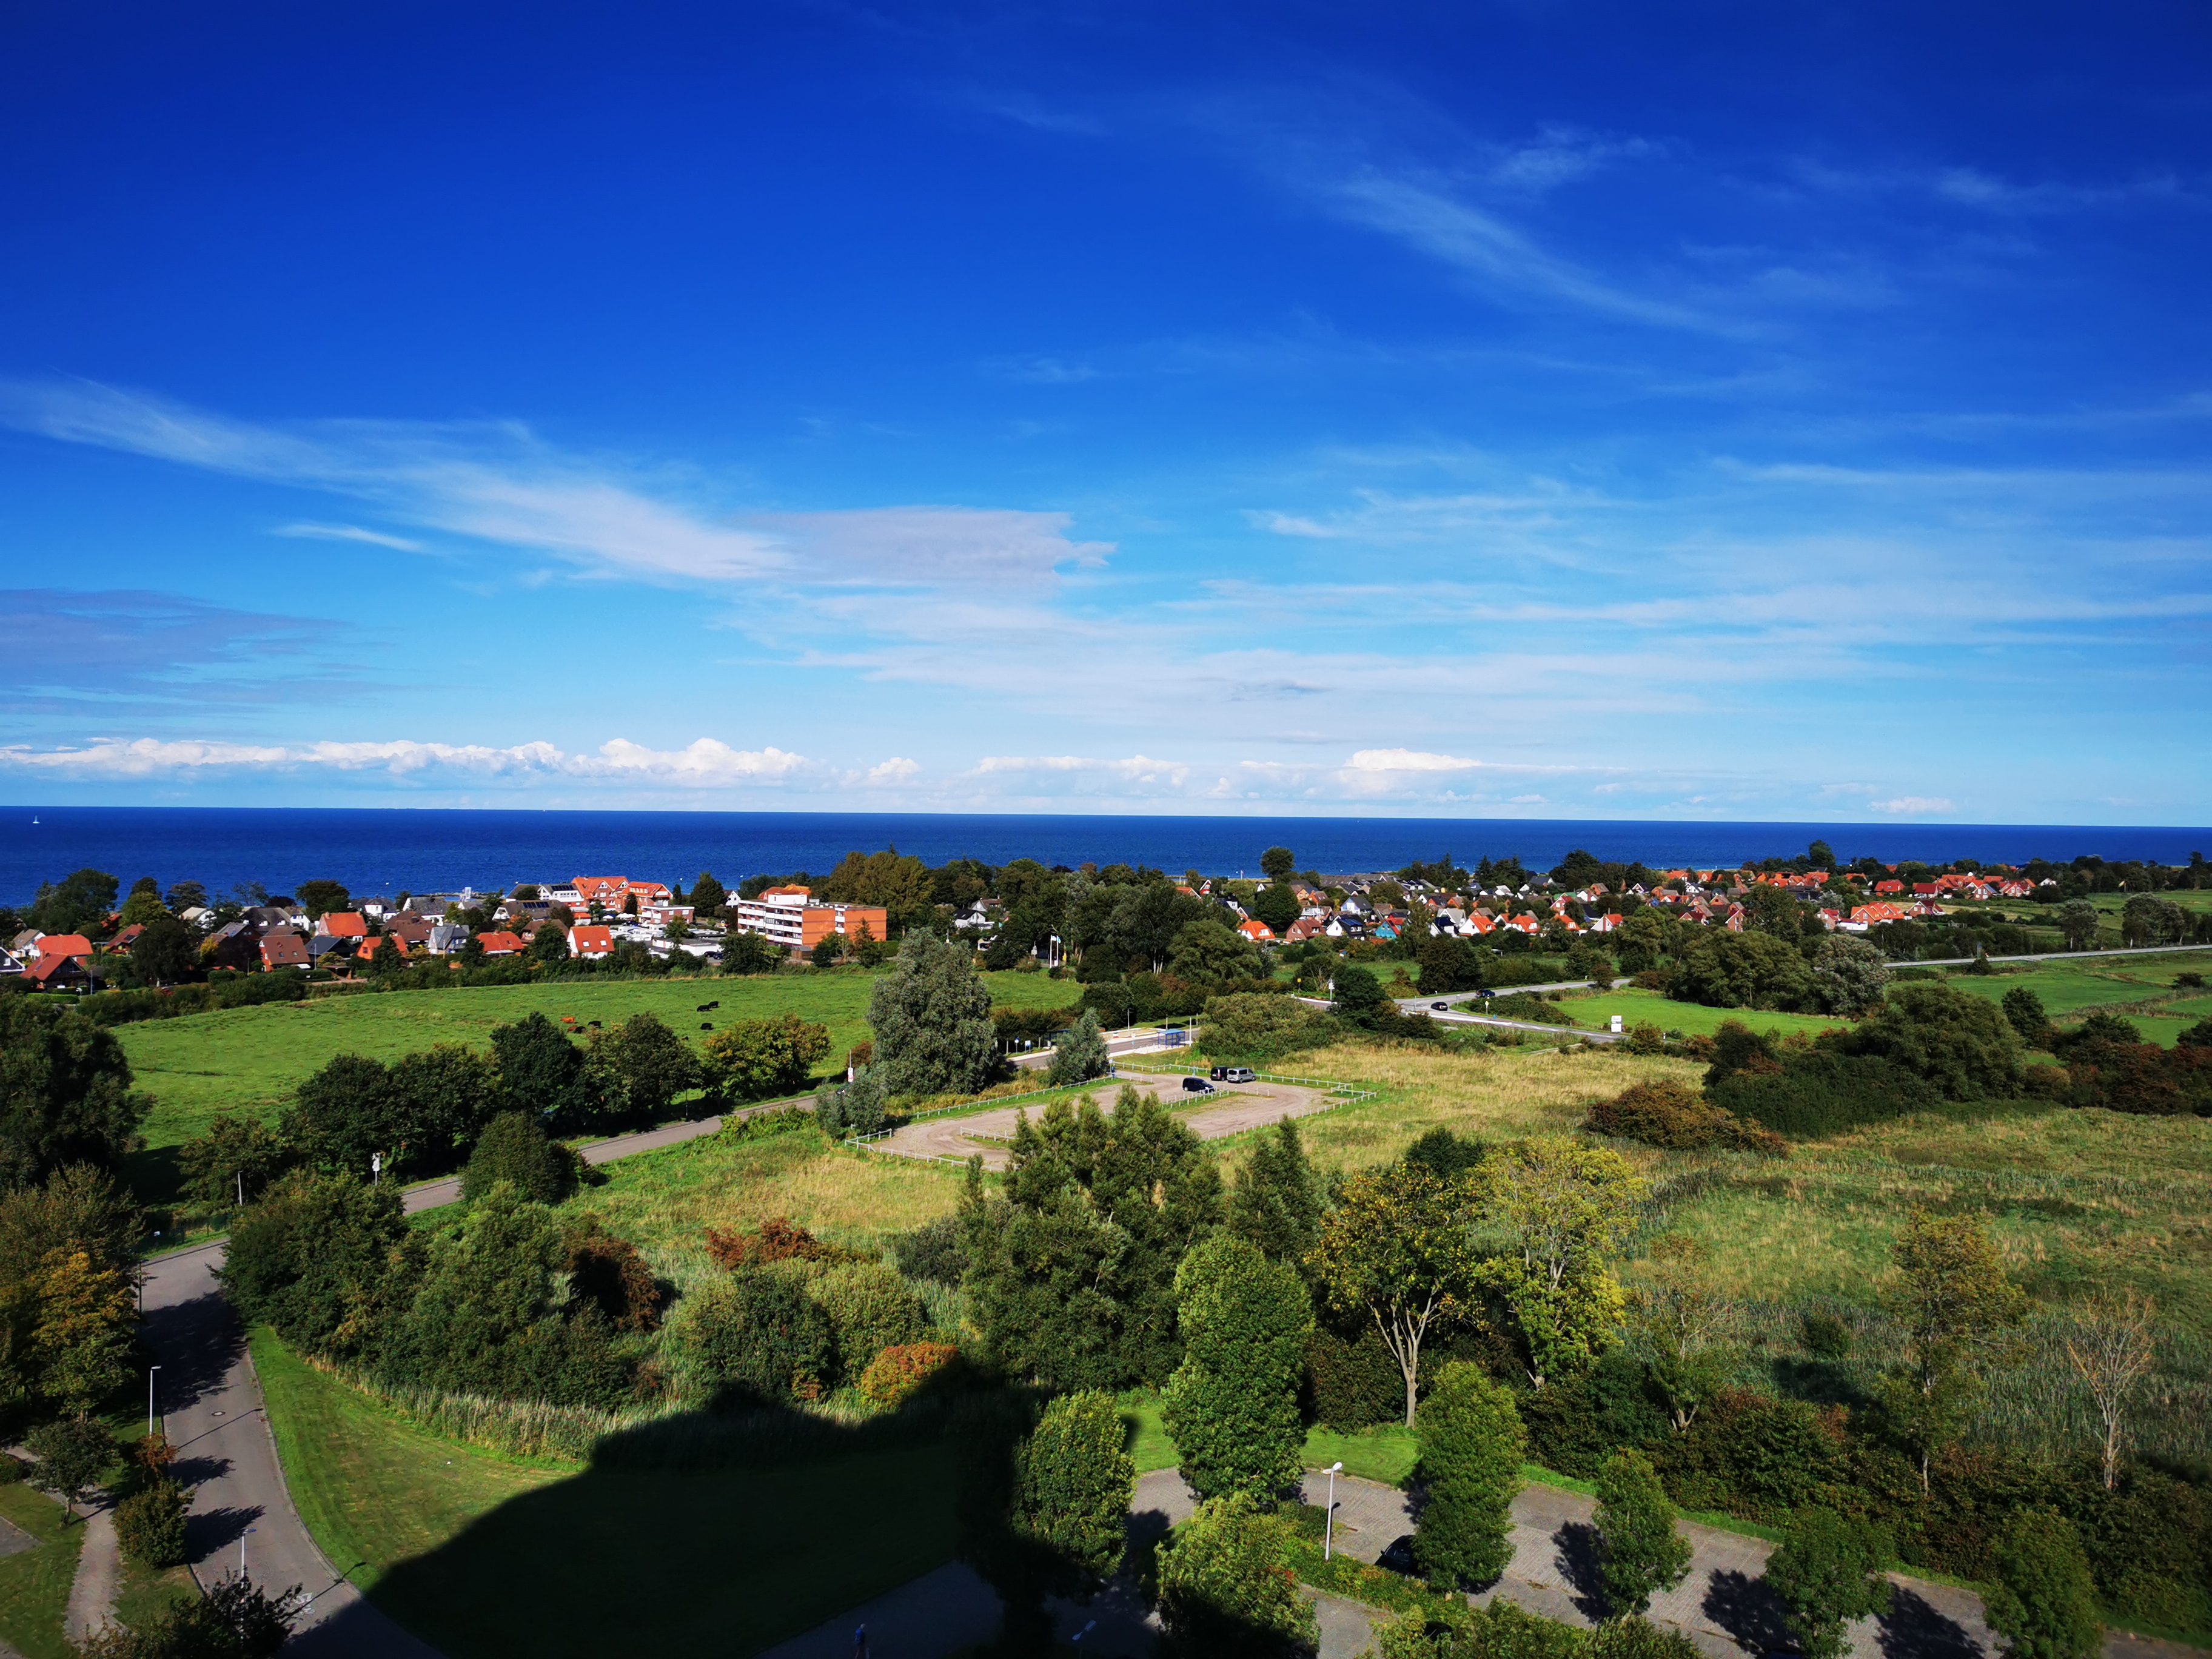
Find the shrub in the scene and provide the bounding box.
[460,1112,576,1204]
[666,1267,837,1405]
[1413,1362,1524,1590]
[113,1478,189,1568]
[858,1341,962,1407]
[78,1570,295,1659]
[890,1215,968,1284]
[1155,1496,1318,1658]
[2003,987,2053,1045]
[1622,1022,1666,1056]
[1709,1050,1939,1139]
[1594,1449,1691,1616]
[1842,981,2022,1100]
[1202,993,1338,1061]
[806,1259,926,1382]
[1582,1081,1784,1154]
[561,1216,661,1332]
[1982,1508,2102,1659]
[698,1014,830,1102]
[1163,1234,1312,1502]
[1307,1325,1405,1431]
[704,1215,841,1269]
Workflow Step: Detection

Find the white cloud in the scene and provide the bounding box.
[866,757,922,782]
[974,754,1191,785]
[0,379,1110,592]
[1871,796,1956,815]
[274,522,426,551]
[1343,748,1484,773]
[0,736,813,785]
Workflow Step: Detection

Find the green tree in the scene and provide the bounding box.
[32,1246,137,1413]
[1635,1234,1735,1434]
[1168,918,1267,987]
[1155,1496,1319,1659]
[1016,1389,1136,1593]
[1594,1448,1692,1615]
[1163,1234,1312,1501]
[79,1572,297,1658]
[460,1112,576,1204]
[113,1477,189,1568]
[528,920,571,964]
[2119,894,2186,948]
[1412,1362,1524,1590]
[1981,1508,2102,1659]
[1332,962,1385,1014]
[118,879,167,928]
[699,1014,831,1102]
[1475,1136,1645,1388]
[1764,1507,1891,1659]
[2002,986,2052,1045]
[387,1042,506,1164]
[1045,1009,1113,1087]
[806,1260,925,1381]
[26,1417,112,1521]
[129,916,196,985]
[1309,1161,1475,1426]
[1808,934,1892,1017]
[2057,899,2101,951]
[1225,1116,1324,1272]
[27,868,118,936]
[363,933,404,979]
[491,1011,589,1122]
[0,999,146,1187]
[219,1171,417,1362]
[868,933,1000,1096]
[293,879,350,920]
[1252,882,1301,933]
[1879,1208,2028,1493]
[0,1164,141,1284]
[1808,839,1837,871]
[1672,930,1815,1011]
[688,871,728,917]
[279,1054,400,1178]
[963,1087,1222,1390]
[1844,982,2021,1100]
[666,1267,835,1405]
[582,1012,700,1122]
[1261,846,1297,882]
[816,846,936,933]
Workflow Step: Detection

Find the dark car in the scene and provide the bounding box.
[1430,1001,1449,1011]
[1181,1076,1216,1094]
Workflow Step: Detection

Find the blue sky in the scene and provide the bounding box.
[3,1,2208,823]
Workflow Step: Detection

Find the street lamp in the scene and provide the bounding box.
[1324,1461,1344,1561]
[240,1525,255,1578]
[147,1366,161,1436]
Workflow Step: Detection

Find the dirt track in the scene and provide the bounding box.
[876,1074,1337,1168]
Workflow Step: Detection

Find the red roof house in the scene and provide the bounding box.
[318,911,370,939]
[477,931,526,956]
[569,925,615,959]
[260,931,309,971]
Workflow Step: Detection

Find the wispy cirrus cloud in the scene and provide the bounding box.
[275,521,425,551]
[0,379,1110,592]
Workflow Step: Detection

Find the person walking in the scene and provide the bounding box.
[851,1623,869,1658]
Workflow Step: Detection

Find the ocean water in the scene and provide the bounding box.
[1,808,2206,905]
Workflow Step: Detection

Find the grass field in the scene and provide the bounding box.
[1932,951,2212,1045]
[1554,987,1848,1041]
[116,967,1073,1149]
[0,1482,83,1659]
[250,1328,958,1658]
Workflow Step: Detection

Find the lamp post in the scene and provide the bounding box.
[1324,1461,1344,1561]
[241,1525,255,1578]
[147,1366,161,1436]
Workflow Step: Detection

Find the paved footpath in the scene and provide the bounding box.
[136,1108,746,1658]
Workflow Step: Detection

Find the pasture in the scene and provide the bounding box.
[1550,986,1848,1041]
[115,966,1073,1148]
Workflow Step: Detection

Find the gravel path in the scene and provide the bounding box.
[61,1502,119,1646]
[873,1076,1339,1169]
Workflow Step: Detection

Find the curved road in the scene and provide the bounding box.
[142,1110,736,1656]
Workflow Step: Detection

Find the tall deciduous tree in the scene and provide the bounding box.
[1413,1362,1524,1590]
[0,1000,146,1188]
[1046,1010,1113,1087]
[1594,1449,1692,1615]
[1016,1390,1136,1594]
[1309,1161,1475,1426]
[1163,1234,1312,1501]
[1475,1136,1645,1388]
[1260,847,1296,882]
[1879,1208,2028,1492]
[583,1012,701,1121]
[868,933,1000,1097]
[2064,1289,2156,1491]
[698,1014,830,1102]
[32,1247,136,1413]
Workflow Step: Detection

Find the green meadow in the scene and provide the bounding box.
[115,966,1073,1149]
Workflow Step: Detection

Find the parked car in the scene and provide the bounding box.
[1430,1001,1449,1011]
[1181,1076,1216,1094]
[1210,1065,1256,1084]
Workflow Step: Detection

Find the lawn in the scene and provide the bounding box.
[116,966,1073,1149]
[1554,987,1848,1041]
[250,1328,959,1658]
[0,1481,84,1659]
[1932,952,2212,1041]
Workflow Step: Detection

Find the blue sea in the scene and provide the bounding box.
[1,808,2207,906]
